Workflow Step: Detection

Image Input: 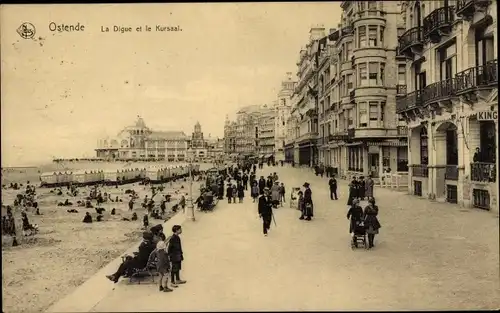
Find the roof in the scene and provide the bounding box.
[148,131,188,140]
[135,116,147,128]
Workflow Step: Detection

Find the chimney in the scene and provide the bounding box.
[286,72,293,80]
[329,28,336,34]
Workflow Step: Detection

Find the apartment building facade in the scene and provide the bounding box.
[396,0,498,212]
[223,115,237,155]
[317,1,408,179]
[289,26,325,166]
[274,73,296,162]
[258,105,276,156]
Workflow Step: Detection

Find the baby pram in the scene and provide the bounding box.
[351,221,368,249]
[290,187,301,209]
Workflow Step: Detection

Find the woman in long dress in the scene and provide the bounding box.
[346,177,359,206]
[270,181,281,208]
[364,197,381,249]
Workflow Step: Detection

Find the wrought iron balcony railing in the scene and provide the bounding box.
[398,27,423,54]
[471,162,496,183]
[455,59,498,94]
[422,78,456,105]
[341,26,353,37]
[456,0,491,17]
[396,90,423,113]
[412,164,429,177]
[423,6,455,40]
[445,165,459,180]
[396,84,407,96]
[397,126,408,136]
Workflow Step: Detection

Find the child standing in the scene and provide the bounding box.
[156,240,173,292]
[168,225,186,286]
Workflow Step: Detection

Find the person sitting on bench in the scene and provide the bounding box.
[106,231,156,283]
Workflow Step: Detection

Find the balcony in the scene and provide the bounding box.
[349,90,355,103]
[471,162,496,183]
[398,27,423,58]
[422,78,457,109]
[456,0,492,21]
[396,84,407,97]
[340,26,353,37]
[396,90,423,114]
[455,60,498,100]
[423,6,455,44]
[411,164,429,177]
[445,165,459,180]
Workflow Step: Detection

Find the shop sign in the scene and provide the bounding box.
[477,111,498,121]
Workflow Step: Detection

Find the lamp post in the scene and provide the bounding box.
[186,149,195,221]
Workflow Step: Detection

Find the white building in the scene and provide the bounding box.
[95,116,189,161]
[396,0,498,212]
[274,72,296,162]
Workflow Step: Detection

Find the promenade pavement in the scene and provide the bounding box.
[58,165,499,311]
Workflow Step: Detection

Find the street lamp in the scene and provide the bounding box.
[186,148,196,221]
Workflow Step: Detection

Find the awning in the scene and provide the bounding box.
[366,140,407,147]
[345,142,364,147]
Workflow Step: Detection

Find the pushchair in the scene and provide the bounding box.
[289,187,301,209]
[351,221,368,249]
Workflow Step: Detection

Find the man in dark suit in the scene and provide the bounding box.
[258,187,273,236]
[168,225,186,286]
[328,175,338,200]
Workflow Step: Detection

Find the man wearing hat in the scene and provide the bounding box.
[300,182,314,221]
[258,187,273,236]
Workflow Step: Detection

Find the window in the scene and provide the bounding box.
[420,127,428,164]
[380,101,385,124]
[358,2,366,12]
[346,41,353,58]
[439,42,457,81]
[398,65,406,85]
[348,109,354,126]
[359,63,367,86]
[358,26,366,48]
[380,63,385,85]
[368,1,377,15]
[476,28,495,66]
[369,102,378,121]
[369,62,378,85]
[382,147,390,167]
[358,101,368,127]
[368,26,378,46]
[347,74,353,89]
[380,27,385,46]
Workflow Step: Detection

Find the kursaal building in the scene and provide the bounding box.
[396,0,498,212]
[95,116,189,161]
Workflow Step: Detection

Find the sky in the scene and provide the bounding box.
[1,3,341,167]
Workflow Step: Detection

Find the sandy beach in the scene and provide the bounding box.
[1,161,209,313]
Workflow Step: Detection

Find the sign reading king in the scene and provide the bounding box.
[477,111,498,121]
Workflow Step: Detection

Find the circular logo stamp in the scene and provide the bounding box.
[17,22,36,39]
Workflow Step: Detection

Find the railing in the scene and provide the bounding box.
[456,0,489,16]
[445,165,459,180]
[397,126,408,136]
[396,84,407,96]
[341,26,353,37]
[380,173,409,190]
[455,60,498,94]
[472,189,490,210]
[471,162,496,183]
[396,90,423,113]
[423,6,455,39]
[398,27,423,53]
[412,164,429,177]
[422,78,456,105]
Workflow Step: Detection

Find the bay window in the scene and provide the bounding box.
[358,26,367,48]
[359,63,367,86]
[358,102,368,127]
[369,62,378,85]
[368,26,378,46]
